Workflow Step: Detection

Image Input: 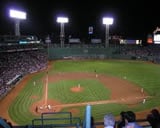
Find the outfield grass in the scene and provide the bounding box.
[8,60,160,125]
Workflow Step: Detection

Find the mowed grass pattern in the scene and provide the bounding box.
[48,79,110,103]
[8,60,160,125]
[9,74,44,125]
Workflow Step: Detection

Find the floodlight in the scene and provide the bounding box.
[102,17,114,47]
[56,16,69,47]
[9,9,27,36]
[9,9,26,20]
[103,17,113,25]
[57,17,68,23]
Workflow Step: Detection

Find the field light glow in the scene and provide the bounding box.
[9,9,26,20]
[103,17,113,25]
[57,17,68,23]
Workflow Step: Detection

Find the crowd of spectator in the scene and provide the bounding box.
[118,44,160,63]
[0,50,47,98]
[102,108,160,128]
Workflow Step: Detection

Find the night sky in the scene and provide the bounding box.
[0,0,159,40]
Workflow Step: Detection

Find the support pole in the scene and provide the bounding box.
[60,23,65,47]
[15,19,20,36]
[105,25,109,48]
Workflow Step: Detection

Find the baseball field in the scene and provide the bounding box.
[1,59,160,126]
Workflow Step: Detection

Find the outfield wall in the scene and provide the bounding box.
[48,47,131,60]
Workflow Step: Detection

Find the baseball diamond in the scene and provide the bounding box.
[0,59,160,126]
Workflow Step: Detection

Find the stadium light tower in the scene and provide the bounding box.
[57,17,69,47]
[9,9,27,36]
[103,17,113,47]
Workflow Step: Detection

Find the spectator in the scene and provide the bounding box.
[124,111,142,128]
[151,109,160,119]
[104,113,115,128]
[146,109,160,128]
[117,111,126,128]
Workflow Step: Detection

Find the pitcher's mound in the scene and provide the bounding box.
[70,87,84,92]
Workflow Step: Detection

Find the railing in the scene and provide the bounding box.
[31,112,81,128]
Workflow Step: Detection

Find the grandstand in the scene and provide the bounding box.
[1,36,160,128]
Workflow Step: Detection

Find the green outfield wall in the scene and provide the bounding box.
[48,47,131,60]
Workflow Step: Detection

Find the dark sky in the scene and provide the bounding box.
[0,0,159,40]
